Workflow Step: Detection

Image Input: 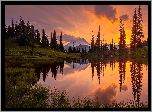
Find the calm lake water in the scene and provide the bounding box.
[35,59,148,104]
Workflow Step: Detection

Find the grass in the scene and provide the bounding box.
[5,38,81,60]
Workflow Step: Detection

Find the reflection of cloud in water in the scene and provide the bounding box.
[63,63,90,75]
[121,85,128,91]
[94,84,117,103]
[61,66,76,75]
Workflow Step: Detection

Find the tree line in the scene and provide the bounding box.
[5,16,64,53]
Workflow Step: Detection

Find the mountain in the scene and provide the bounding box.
[65,37,89,46]
[64,37,89,51]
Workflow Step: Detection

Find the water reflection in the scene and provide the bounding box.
[89,58,117,84]
[34,61,64,81]
[34,59,148,104]
[118,60,126,92]
[130,62,143,104]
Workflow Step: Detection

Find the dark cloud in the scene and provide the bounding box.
[121,85,128,91]
[94,84,117,103]
[94,5,117,22]
[119,14,129,21]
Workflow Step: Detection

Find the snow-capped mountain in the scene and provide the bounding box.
[65,37,89,47]
[64,37,90,51]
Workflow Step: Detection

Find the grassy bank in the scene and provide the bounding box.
[5,38,81,59]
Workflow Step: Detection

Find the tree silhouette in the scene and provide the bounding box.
[119,19,126,53]
[41,29,49,47]
[130,6,144,50]
[136,5,144,48]
[35,29,41,44]
[59,32,64,52]
[90,31,95,53]
[68,46,73,53]
[50,30,58,50]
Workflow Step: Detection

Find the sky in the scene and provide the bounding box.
[5,5,148,45]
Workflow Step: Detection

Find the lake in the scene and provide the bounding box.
[34,59,148,104]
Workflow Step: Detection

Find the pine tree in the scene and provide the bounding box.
[68,46,72,53]
[91,31,95,52]
[11,18,15,38]
[110,39,114,51]
[59,32,64,52]
[130,8,138,50]
[18,16,30,46]
[35,29,41,44]
[14,21,20,38]
[119,19,126,53]
[41,29,48,47]
[51,30,58,50]
[130,6,144,50]
[136,5,144,48]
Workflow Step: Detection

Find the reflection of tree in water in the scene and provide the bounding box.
[50,62,59,80]
[130,62,143,104]
[118,60,126,92]
[34,61,64,81]
[89,58,116,84]
[90,59,102,84]
[59,61,64,75]
[42,64,50,81]
[91,60,95,81]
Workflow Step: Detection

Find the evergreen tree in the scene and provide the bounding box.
[35,29,41,44]
[110,39,114,51]
[136,5,144,48]
[41,29,48,47]
[18,16,30,46]
[14,21,20,38]
[119,19,126,53]
[113,43,117,51]
[59,32,64,52]
[91,31,95,52]
[73,47,76,53]
[68,46,72,53]
[51,30,58,50]
[130,6,144,50]
[11,18,15,38]
[30,25,35,40]
[130,8,138,50]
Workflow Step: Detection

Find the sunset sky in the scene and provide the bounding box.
[5,5,148,45]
